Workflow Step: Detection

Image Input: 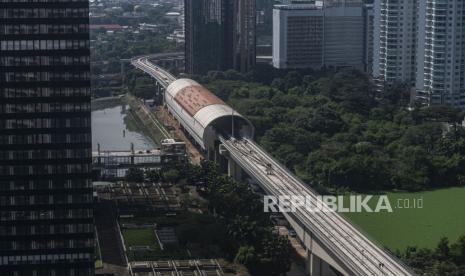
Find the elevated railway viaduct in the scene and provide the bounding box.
[132,55,415,276]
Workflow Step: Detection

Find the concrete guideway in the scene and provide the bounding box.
[131,53,179,87]
[220,137,415,276]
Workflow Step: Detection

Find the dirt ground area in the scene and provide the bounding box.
[155,105,204,165]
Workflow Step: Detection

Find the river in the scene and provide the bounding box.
[91,105,156,151]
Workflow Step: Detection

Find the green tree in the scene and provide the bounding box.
[163,169,180,184]
[235,246,258,266]
[257,234,292,276]
[125,168,144,183]
[145,169,161,183]
[436,237,451,261]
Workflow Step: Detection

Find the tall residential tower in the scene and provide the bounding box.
[373,0,465,107]
[0,0,94,275]
[416,0,465,107]
[372,0,418,84]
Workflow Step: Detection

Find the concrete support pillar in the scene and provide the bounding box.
[307,252,322,276]
[307,252,343,276]
[228,158,242,180]
[210,146,218,162]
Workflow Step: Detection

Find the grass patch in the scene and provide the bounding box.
[341,187,465,252]
[120,212,229,261]
[123,228,157,248]
[122,228,189,261]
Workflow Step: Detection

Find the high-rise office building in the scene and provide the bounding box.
[184,0,226,74]
[373,0,465,107]
[0,1,94,275]
[184,0,256,74]
[272,0,366,70]
[228,0,256,73]
[272,2,324,69]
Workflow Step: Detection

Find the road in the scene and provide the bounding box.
[221,137,414,276]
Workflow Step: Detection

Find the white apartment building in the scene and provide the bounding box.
[372,0,418,83]
[417,0,465,107]
[373,0,465,107]
[272,0,367,70]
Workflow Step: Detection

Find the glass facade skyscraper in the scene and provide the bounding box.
[184,0,256,75]
[229,0,256,73]
[0,0,94,275]
[184,0,226,75]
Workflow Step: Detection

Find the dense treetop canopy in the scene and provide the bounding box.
[193,67,465,193]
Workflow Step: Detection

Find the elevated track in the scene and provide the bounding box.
[220,137,413,276]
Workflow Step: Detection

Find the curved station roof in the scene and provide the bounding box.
[165,79,254,149]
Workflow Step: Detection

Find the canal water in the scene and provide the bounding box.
[91,105,156,151]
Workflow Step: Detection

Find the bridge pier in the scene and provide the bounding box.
[305,250,343,276]
[309,252,322,276]
[218,143,243,180]
[227,158,242,180]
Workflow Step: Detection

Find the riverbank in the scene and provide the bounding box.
[125,94,171,146]
[92,93,203,163]
[91,96,124,111]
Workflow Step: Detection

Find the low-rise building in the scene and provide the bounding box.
[93,140,187,179]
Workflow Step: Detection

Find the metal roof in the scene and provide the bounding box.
[166,78,199,99]
[193,103,237,129]
[174,84,225,116]
[166,79,241,128]
[165,79,254,148]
